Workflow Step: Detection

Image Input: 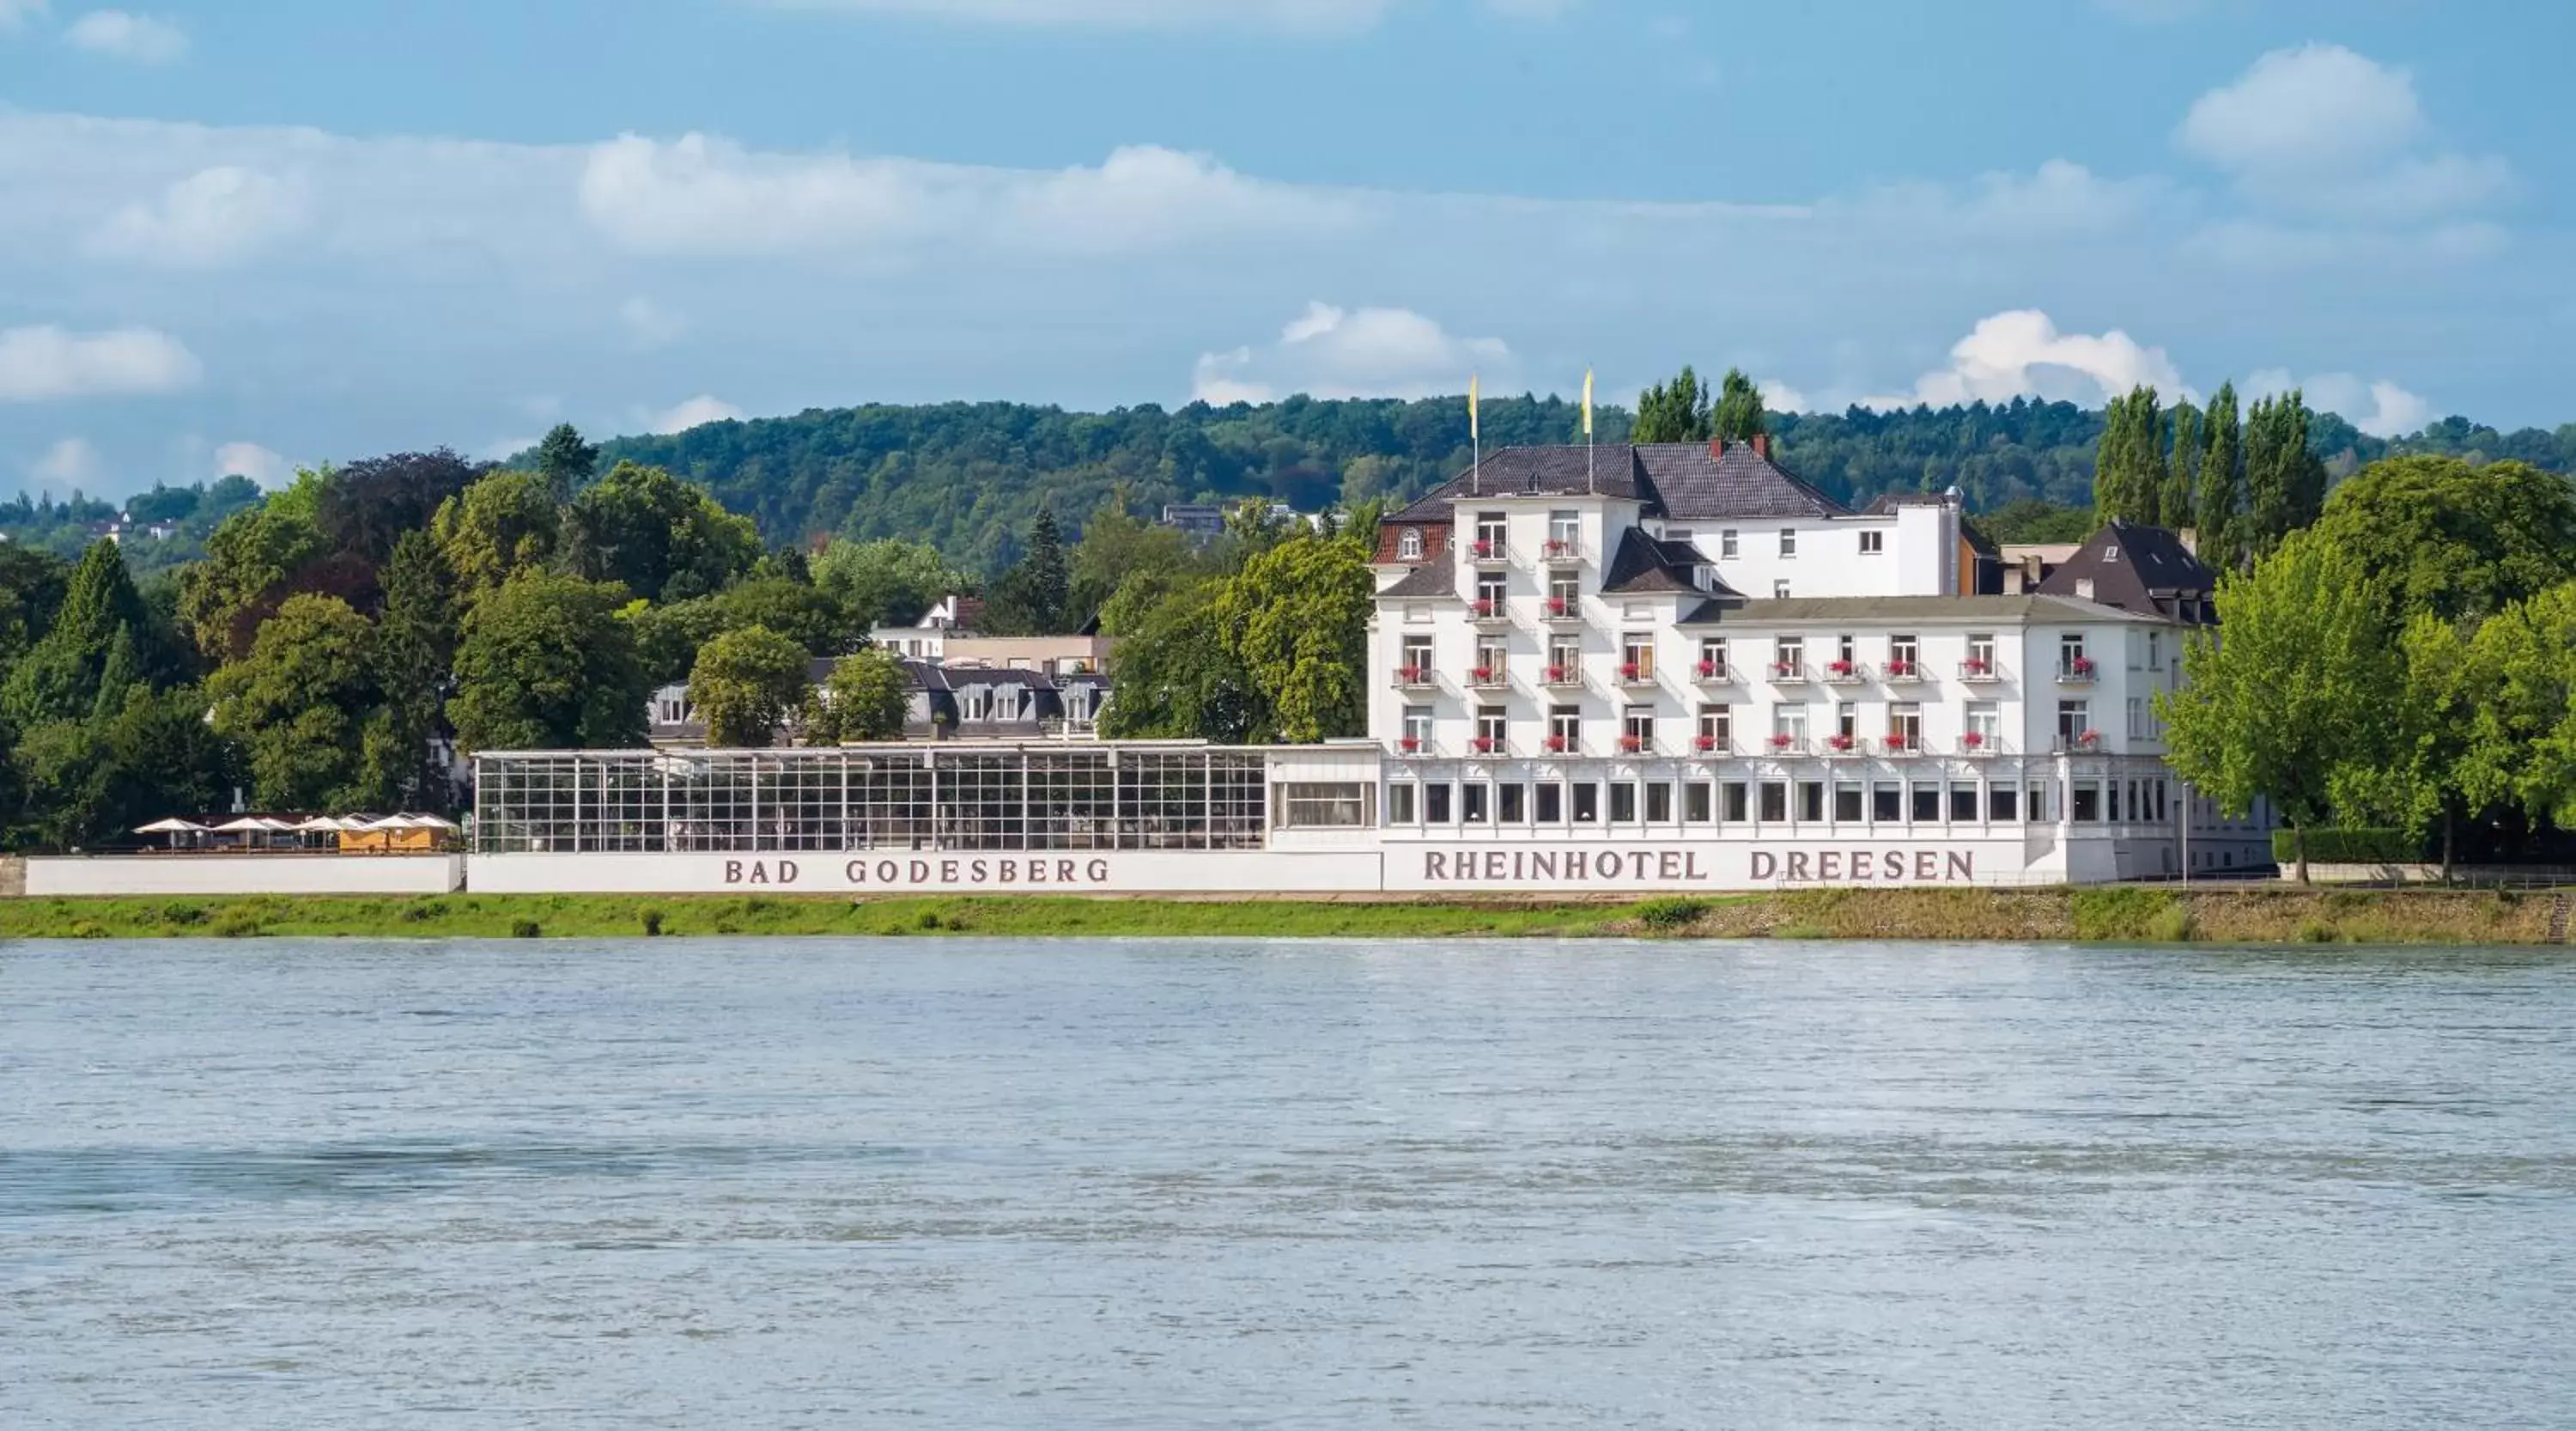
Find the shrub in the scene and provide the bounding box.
[210,910,264,938]
[2070,887,2179,941]
[1635,897,1711,932]
[917,910,945,930]
[398,903,434,924]
[160,902,209,926]
[640,908,665,936]
[510,918,542,939]
[69,919,108,939]
[2273,828,2424,866]
[2145,901,2199,943]
[2296,919,2342,944]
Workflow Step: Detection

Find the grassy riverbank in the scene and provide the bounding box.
[1,885,2567,944]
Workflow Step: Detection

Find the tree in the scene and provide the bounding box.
[2156,530,2397,882]
[447,572,648,752]
[1216,532,1374,743]
[1096,573,1261,743]
[367,532,459,811]
[433,469,561,595]
[713,577,865,657]
[179,500,327,661]
[1712,367,1768,443]
[2245,390,2326,557]
[2198,381,2243,566]
[315,450,481,573]
[535,423,599,498]
[2161,399,2200,530]
[804,648,910,744]
[0,545,72,674]
[2,540,149,729]
[983,507,1072,635]
[2458,584,2576,834]
[688,625,811,748]
[562,460,759,604]
[1069,490,1201,623]
[9,685,236,851]
[2308,455,2576,625]
[1631,366,1712,444]
[208,594,380,811]
[2093,387,2166,525]
[810,537,970,630]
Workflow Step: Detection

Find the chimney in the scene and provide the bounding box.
[1752,433,1771,460]
[1710,437,1725,460]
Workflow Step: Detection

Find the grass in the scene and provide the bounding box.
[0,886,2563,945]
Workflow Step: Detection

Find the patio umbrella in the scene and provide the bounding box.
[134,817,207,850]
[405,814,462,831]
[289,816,349,832]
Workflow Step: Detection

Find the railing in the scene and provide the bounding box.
[1616,662,1656,687]
[1690,735,1733,756]
[1957,734,2005,757]
[1958,660,2002,684]
[1617,736,1649,755]
[1542,596,1583,624]
[1393,666,1434,688]
[1396,737,1433,757]
[1820,734,1861,757]
[1768,662,1812,683]
[2057,658,2098,684]
[1542,735,1577,756]
[1469,539,1510,566]
[1881,660,1927,683]
[1762,734,1802,755]
[1467,667,1509,689]
[2050,732,2105,754]
[1693,661,1736,684]
[1541,539,1581,561]
[1879,734,1922,755]
[1469,600,1511,625]
[1822,661,1869,685]
[1468,737,1506,757]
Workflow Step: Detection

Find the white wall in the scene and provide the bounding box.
[25,856,465,898]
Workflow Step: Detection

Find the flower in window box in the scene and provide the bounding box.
[1544,539,1573,557]
[1472,599,1500,618]
[1766,732,1795,752]
[1828,659,1855,676]
[1887,659,1915,677]
[1471,539,1498,559]
[2071,655,2096,676]
[1962,731,1985,750]
[1696,659,1721,679]
[1693,734,1720,753]
[1962,657,1990,676]
[1399,736,1421,752]
[1885,732,1910,751]
[1770,661,1799,679]
[1619,735,1645,754]
[2078,728,2102,747]
[1544,734,1571,754]
[1471,737,1499,755]
[1619,661,1642,680]
[1545,664,1570,684]
[1547,596,1572,617]
[1828,733,1854,752]
[1472,665,1497,684]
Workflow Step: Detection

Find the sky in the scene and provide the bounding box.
[1,0,2570,501]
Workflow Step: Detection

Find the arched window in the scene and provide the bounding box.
[1398,527,1423,559]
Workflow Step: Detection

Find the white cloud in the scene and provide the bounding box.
[646,395,745,434]
[0,0,50,33]
[64,9,187,64]
[1855,159,2166,237]
[0,325,201,402]
[578,134,1346,257]
[2245,368,2431,439]
[212,440,291,486]
[2178,45,2507,222]
[1756,377,1810,415]
[1192,301,1509,405]
[92,165,312,267]
[618,296,685,349]
[30,437,102,490]
[1861,309,2183,411]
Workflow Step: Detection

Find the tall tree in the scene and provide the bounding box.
[2458,583,2576,833]
[2156,530,2397,882]
[562,460,760,604]
[2309,455,2576,625]
[2197,381,2243,566]
[1096,573,1261,743]
[1631,366,1712,444]
[803,649,911,745]
[432,469,561,596]
[367,532,460,811]
[1,540,149,729]
[810,537,970,631]
[1216,532,1374,743]
[687,625,811,748]
[2245,390,2326,557]
[447,572,648,752]
[2161,399,2201,530]
[983,508,1072,635]
[1069,489,1202,623]
[207,594,380,812]
[2093,387,2166,525]
[534,423,599,498]
[1712,368,1768,443]
[178,500,328,662]
[315,450,481,575]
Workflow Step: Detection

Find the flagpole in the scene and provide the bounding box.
[1469,374,1480,492]
[1583,367,1596,496]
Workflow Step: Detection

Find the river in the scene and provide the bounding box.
[4,938,2573,1428]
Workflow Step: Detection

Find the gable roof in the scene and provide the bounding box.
[2037,521,2216,619]
[1387,439,1848,527]
[1599,528,1732,596]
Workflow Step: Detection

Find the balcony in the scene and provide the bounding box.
[2057,657,2099,685]
[1689,734,1733,757]
[1540,664,1584,689]
[1958,733,2005,757]
[1392,666,1435,689]
[1467,539,1510,568]
[1541,734,1579,757]
[1822,661,1869,686]
[1616,661,1657,688]
[1767,661,1814,685]
[1760,733,1803,756]
[1540,538,1582,562]
[1395,736,1434,758]
[1541,596,1584,625]
[1880,733,1923,756]
[1692,660,1737,685]
[1881,659,1929,685]
[1820,734,1862,758]
[1467,666,1510,690]
[1467,736,1507,758]
[1616,735,1650,756]
[1958,659,2002,684]
[2052,731,2105,755]
[1468,600,1513,628]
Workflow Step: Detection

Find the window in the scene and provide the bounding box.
[1282,782,1370,828]
[1798,781,1826,823]
[1834,782,1863,822]
[2071,782,2101,822]
[2108,781,2123,822]
[1461,782,1489,824]
[1859,529,1884,555]
[1548,637,1582,679]
[1720,529,1740,558]
[1912,782,1941,824]
[2057,700,2091,748]
[1698,703,1731,750]
[1476,707,1508,751]
[1836,701,1858,740]
[1646,782,1674,822]
[1698,636,1728,677]
[1774,636,1804,678]
[1547,510,1581,554]
[1571,782,1601,823]
[1836,633,1856,667]
[1547,569,1581,612]
[1872,782,1901,822]
[1388,782,1416,825]
[1498,782,1527,823]
[1474,639,1508,681]
[1684,782,1713,822]
[1773,579,1792,600]
[1888,701,1923,751]
[1772,703,1810,746]
[1759,781,1788,822]
[1398,527,1423,559]
[1622,706,1656,752]
[1621,632,1655,679]
[2059,632,2088,678]
[1476,575,1507,612]
[2030,778,2052,823]
[1722,782,1750,822]
[2104,544,2121,563]
[1779,527,1798,557]
[1402,707,1436,750]
[1888,634,1919,674]
[1965,701,2001,748]
[1425,783,1454,824]
[2148,630,2164,671]
[1989,784,2019,822]
[1536,782,1564,823]
[2127,697,2147,740]
[1400,636,1433,681]
[960,687,993,722]
[1950,784,1979,823]
[1473,512,1508,557]
[1965,632,1996,676]
[1609,782,1637,823]
[1549,705,1582,751]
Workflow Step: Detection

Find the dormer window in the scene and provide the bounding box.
[1398,527,1423,560]
[2104,545,2120,563]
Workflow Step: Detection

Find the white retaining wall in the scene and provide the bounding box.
[22,856,465,898]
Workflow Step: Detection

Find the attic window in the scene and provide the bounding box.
[2104,545,2120,563]
[2075,577,2096,600]
[1398,527,1423,559]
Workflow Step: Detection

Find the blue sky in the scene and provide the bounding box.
[2,0,2569,500]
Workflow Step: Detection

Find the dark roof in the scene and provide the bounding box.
[2037,521,2216,620]
[1599,528,1724,596]
[1388,440,1847,526]
[1377,564,1458,600]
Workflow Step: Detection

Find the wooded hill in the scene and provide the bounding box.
[592,394,2576,572]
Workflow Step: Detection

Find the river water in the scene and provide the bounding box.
[4,938,2573,1428]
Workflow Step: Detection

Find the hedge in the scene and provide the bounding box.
[2271,828,2427,865]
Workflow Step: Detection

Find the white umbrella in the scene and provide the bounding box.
[405,813,462,831]
[360,814,427,831]
[134,818,208,835]
[289,816,349,833]
[212,816,294,833]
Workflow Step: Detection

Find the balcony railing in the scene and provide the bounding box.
[1542,596,1583,624]
[2051,731,2105,754]
[1617,735,1649,755]
[1467,736,1506,757]
[1823,661,1869,685]
[1768,661,1814,684]
[1882,659,1928,684]
[1880,733,1922,755]
[1469,600,1512,626]
[1820,734,1862,758]
[1692,660,1737,684]
[2057,657,2098,685]
[1690,734,1733,757]
[1958,734,2005,757]
[1542,735,1578,756]
[1392,666,1434,688]
[1395,736,1432,757]
[1467,666,1509,689]
[1761,733,1803,755]
[1468,539,1510,566]
[1958,660,2002,684]
[1617,662,1656,687]
[1541,538,1582,561]
[1542,664,1583,688]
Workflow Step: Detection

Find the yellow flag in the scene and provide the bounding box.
[1583,368,1595,437]
[1468,374,1480,442]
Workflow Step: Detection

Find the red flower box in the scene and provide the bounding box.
[1884,733,1911,751]
[1470,737,1500,755]
[1471,666,1497,683]
[1471,539,1498,559]
[1766,733,1795,751]
[2071,655,2096,676]
[1544,735,1571,754]
[1399,736,1421,752]
[1396,666,1424,685]
[1828,734,1855,752]
[1619,736,1645,753]
[1472,600,1501,618]
[1693,734,1719,752]
[1962,731,1985,750]
[1696,660,1722,679]
[1546,596,1572,616]
[1619,661,1642,680]
[1828,659,1856,676]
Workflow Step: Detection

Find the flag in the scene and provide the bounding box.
[1468,374,1480,443]
[1583,368,1595,437]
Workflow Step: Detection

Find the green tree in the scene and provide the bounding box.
[13,683,237,850]
[1216,533,1374,743]
[803,648,911,745]
[208,594,380,811]
[562,460,759,604]
[1096,573,1261,743]
[448,572,648,752]
[2198,381,2243,566]
[1069,490,1201,622]
[433,469,561,595]
[2308,455,2576,625]
[1631,365,1712,444]
[2161,399,2200,529]
[810,537,970,630]
[2156,530,2397,882]
[2093,387,2166,525]
[367,532,459,811]
[1712,368,1768,443]
[983,507,1072,635]
[0,545,72,676]
[178,499,327,661]
[2458,584,2576,832]
[688,625,811,748]
[2,539,150,728]
[535,423,599,498]
[713,577,864,657]
[2245,390,2327,557]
